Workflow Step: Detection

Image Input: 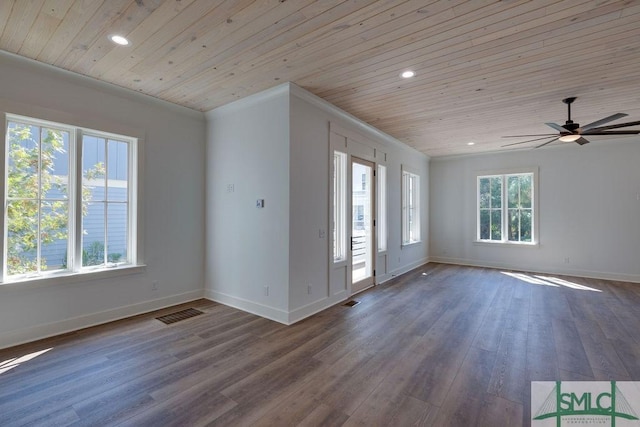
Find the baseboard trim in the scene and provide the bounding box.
[389,257,429,279]
[205,290,289,324]
[428,256,640,283]
[0,289,205,350]
[287,290,350,325]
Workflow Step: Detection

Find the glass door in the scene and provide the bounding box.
[351,158,374,293]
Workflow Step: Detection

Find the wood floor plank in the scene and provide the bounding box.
[1,264,639,426]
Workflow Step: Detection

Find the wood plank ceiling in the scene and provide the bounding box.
[1,0,639,156]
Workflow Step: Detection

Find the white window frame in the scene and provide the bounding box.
[1,113,140,284]
[377,164,387,252]
[401,167,420,246]
[476,168,539,246]
[332,151,347,262]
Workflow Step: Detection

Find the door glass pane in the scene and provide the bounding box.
[352,161,372,284]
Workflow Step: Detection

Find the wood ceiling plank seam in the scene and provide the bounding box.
[87,0,200,77]
[97,0,226,81]
[237,0,435,73]
[324,35,640,109]
[156,1,477,107]
[34,0,104,64]
[18,0,76,59]
[0,1,15,40]
[318,0,637,91]
[322,20,640,107]
[346,67,640,127]
[200,0,560,105]
[363,72,640,137]
[335,49,640,114]
[151,0,430,100]
[239,0,537,83]
[0,0,46,53]
[316,4,640,102]
[300,0,596,89]
[55,0,134,69]
[242,0,378,69]
[18,12,63,59]
[301,2,542,90]
[71,0,167,75]
[469,0,623,47]
[144,0,322,95]
[127,0,266,78]
[231,0,463,80]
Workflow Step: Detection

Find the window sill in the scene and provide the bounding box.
[0,264,147,290]
[401,241,422,248]
[473,240,539,248]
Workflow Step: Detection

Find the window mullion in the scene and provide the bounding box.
[73,130,83,271]
[502,176,507,242]
[37,128,43,274]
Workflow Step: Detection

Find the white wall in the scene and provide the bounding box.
[429,140,640,282]
[0,52,206,348]
[205,86,291,322]
[205,83,429,324]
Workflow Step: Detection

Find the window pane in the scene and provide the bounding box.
[41,200,69,271]
[7,122,39,199]
[520,175,532,208]
[107,140,128,202]
[83,202,105,267]
[479,178,490,208]
[107,203,128,263]
[490,177,502,208]
[480,210,490,240]
[41,127,70,199]
[507,176,518,208]
[520,210,532,242]
[6,200,38,275]
[490,209,502,240]
[83,135,106,202]
[508,208,519,241]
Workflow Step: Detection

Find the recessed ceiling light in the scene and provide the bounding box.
[467,142,475,146]
[110,35,130,46]
[400,70,415,79]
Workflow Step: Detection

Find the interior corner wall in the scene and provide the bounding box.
[205,89,290,323]
[429,140,640,282]
[0,52,206,349]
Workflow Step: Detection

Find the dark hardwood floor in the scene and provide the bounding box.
[1,263,640,426]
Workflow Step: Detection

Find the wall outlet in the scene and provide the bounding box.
[564,257,570,264]
[264,285,269,296]
[318,229,325,239]
[226,184,234,193]
[307,283,312,294]
[152,280,158,291]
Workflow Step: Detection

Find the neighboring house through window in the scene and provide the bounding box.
[2,114,138,282]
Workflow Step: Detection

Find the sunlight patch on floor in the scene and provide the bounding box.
[501,272,601,292]
[0,347,53,375]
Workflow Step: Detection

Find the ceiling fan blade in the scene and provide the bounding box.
[581,130,640,135]
[502,134,558,138]
[545,122,570,133]
[580,113,628,131]
[501,136,560,146]
[575,137,589,145]
[585,120,640,131]
[535,137,559,149]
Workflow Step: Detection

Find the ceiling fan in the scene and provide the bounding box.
[502,97,640,148]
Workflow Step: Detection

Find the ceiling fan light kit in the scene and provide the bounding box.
[502,97,640,149]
